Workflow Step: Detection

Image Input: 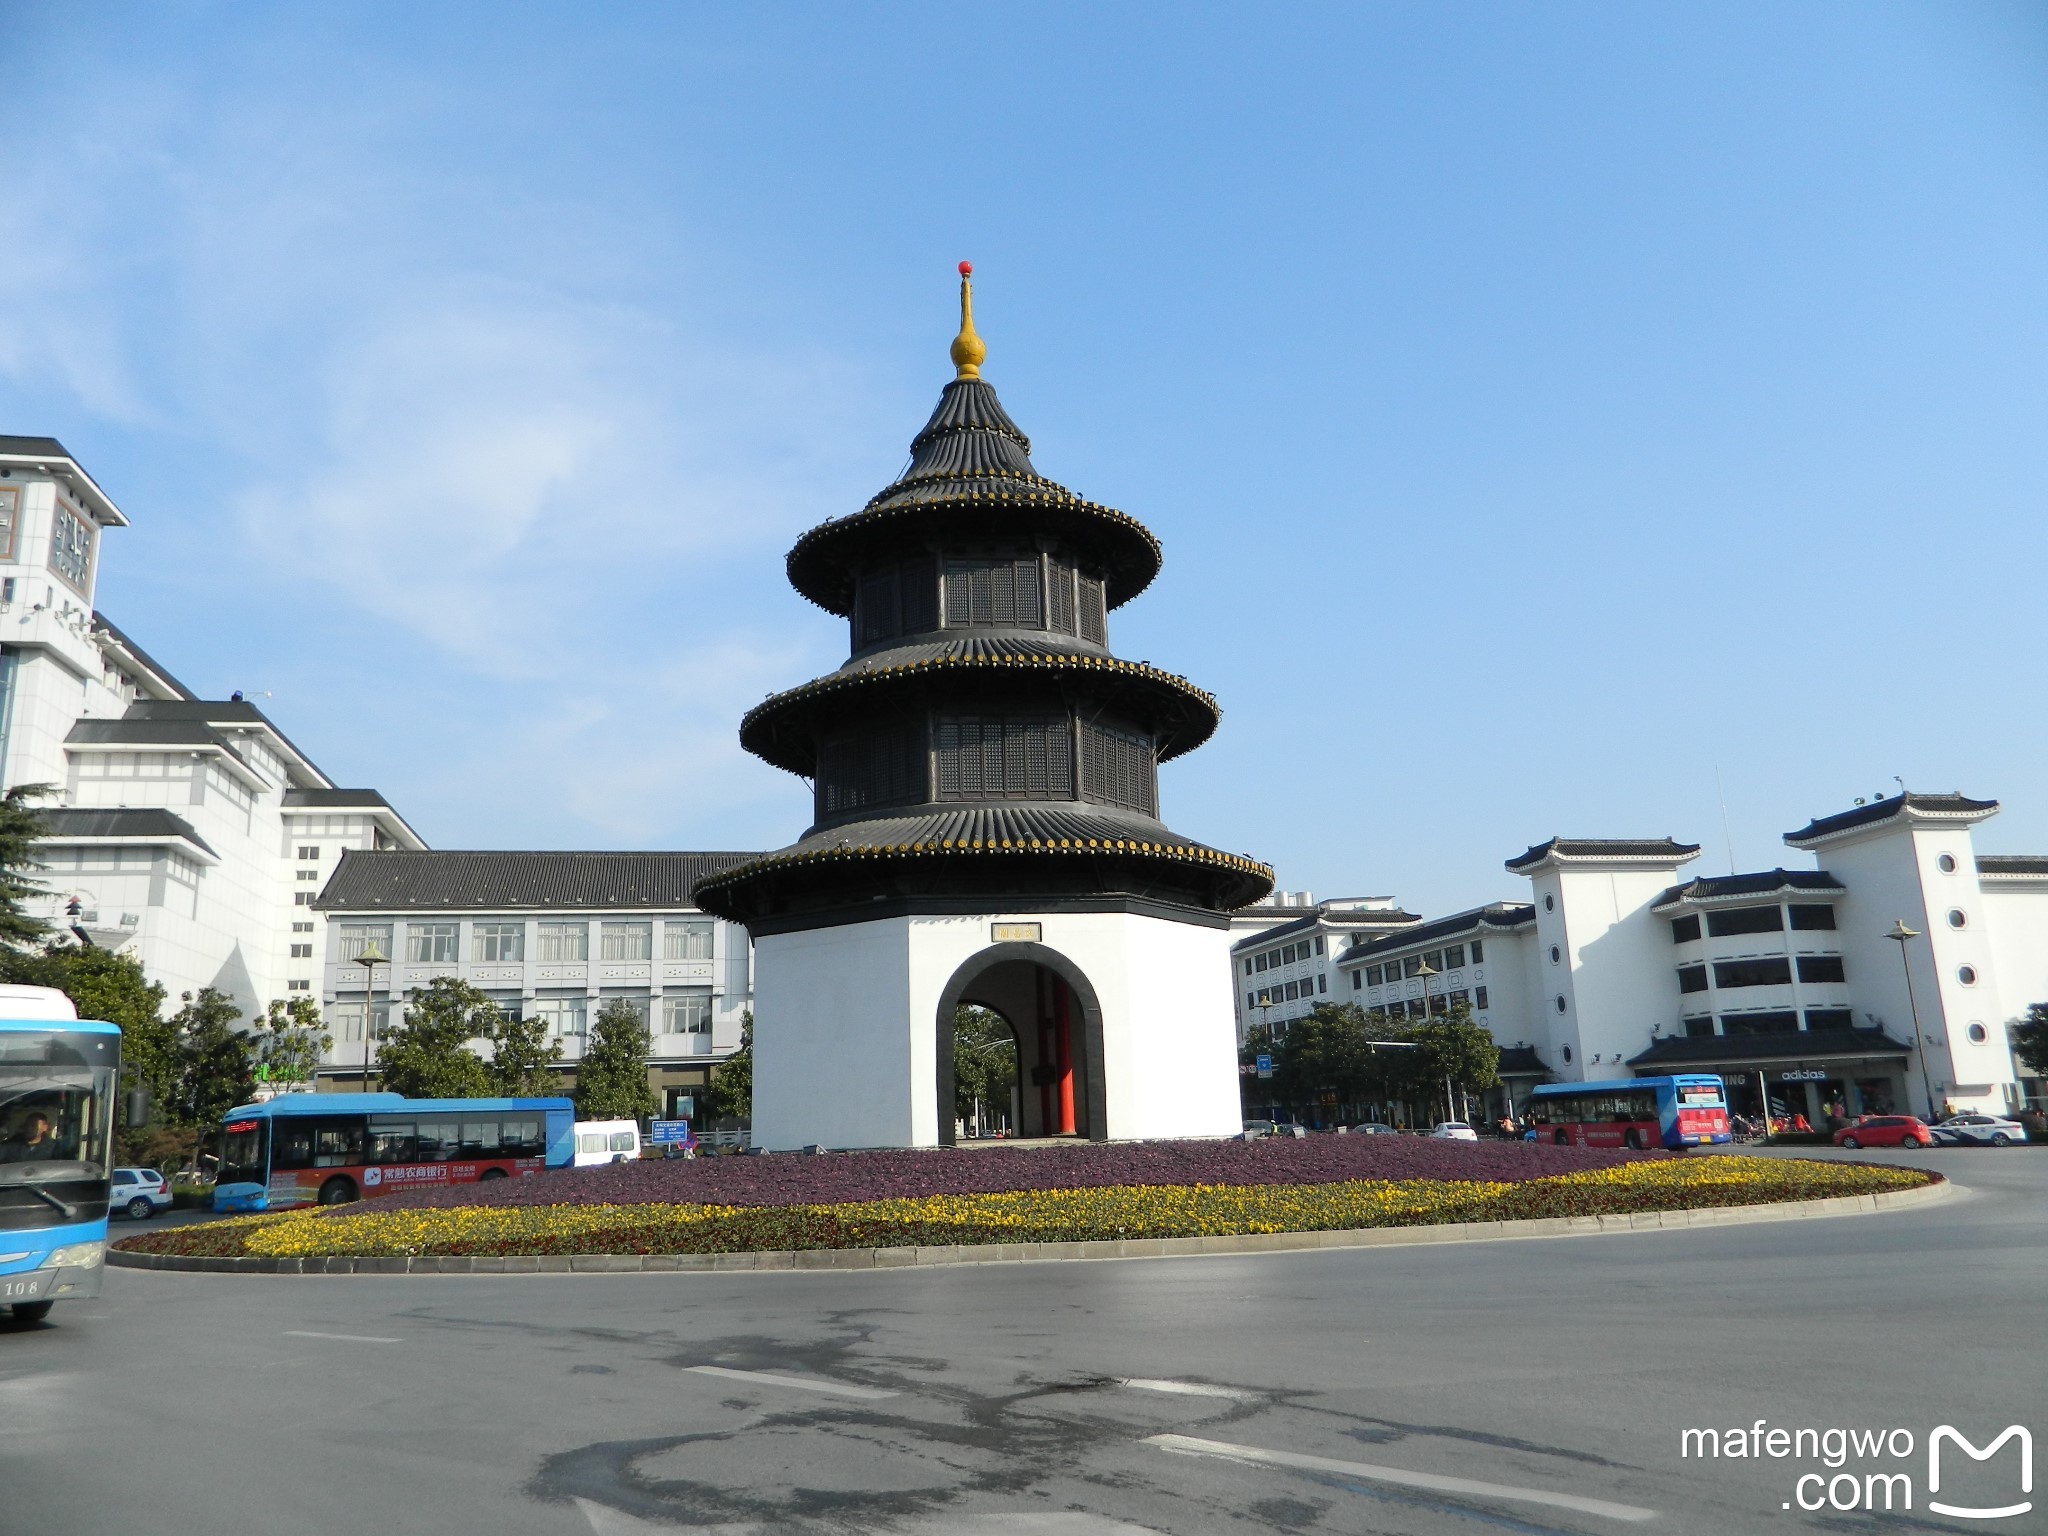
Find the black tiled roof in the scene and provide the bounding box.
[91,615,196,701]
[1231,908,1422,953]
[0,435,73,459]
[124,699,329,784]
[1496,1046,1549,1076]
[1653,868,1845,909]
[1783,792,1998,847]
[318,851,763,912]
[283,789,395,809]
[1506,837,1700,872]
[1337,902,1537,962]
[35,807,216,857]
[1627,1029,1911,1068]
[1976,855,2048,878]
[66,717,246,754]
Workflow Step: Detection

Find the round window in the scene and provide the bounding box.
[1967,1023,1988,1045]
[1957,965,1978,986]
[1549,944,1561,964]
[1937,853,1957,874]
[1544,894,1555,912]
[1561,1044,1573,1062]
[1555,995,1567,1014]
[1947,909,1967,929]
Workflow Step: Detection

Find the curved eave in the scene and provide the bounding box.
[692,836,1274,920]
[738,652,1221,774]
[785,489,1162,617]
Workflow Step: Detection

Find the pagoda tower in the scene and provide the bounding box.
[695,267,1271,1148]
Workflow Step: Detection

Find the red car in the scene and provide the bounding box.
[1834,1115,1933,1149]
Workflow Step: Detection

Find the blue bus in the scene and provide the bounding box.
[213,1093,576,1211]
[0,988,119,1324]
[1522,1074,1732,1150]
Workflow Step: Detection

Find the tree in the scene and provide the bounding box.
[699,1011,752,1125]
[1,943,171,1107]
[575,999,656,1122]
[1407,1003,1502,1122]
[490,1007,564,1097]
[168,988,255,1129]
[0,783,55,952]
[2012,1003,2048,1079]
[953,1005,1018,1126]
[375,977,494,1099]
[255,997,331,1090]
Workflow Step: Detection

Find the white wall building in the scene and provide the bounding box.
[1229,896,1419,1036]
[313,850,758,1118]
[1333,794,2048,1122]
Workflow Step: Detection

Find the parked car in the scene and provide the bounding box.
[110,1167,173,1219]
[1339,1123,1400,1136]
[1833,1115,1933,1149]
[1931,1113,2029,1147]
[1429,1122,1479,1142]
[1241,1119,1279,1139]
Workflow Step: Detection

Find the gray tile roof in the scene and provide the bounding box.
[1336,902,1537,963]
[1231,908,1422,953]
[317,850,764,912]
[90,614,197,701]
[283,789,396,809]
[35,807,217,857]
[1653,868,1845,909]
[1626,1028,1910,1067]
[1506,837,1701,872]
[1977,854,2048,878]
[1783,792,1998,847]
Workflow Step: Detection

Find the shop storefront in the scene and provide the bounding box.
[1627,1030,1914,1131]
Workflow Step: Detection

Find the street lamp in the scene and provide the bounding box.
[1886,920,1941,1119]
[1414,959,1456,1121]
[355,938,389,1090]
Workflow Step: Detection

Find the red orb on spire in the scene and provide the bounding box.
[958,261,973,276]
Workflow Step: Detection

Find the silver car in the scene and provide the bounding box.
[1930,1113,2029,1148]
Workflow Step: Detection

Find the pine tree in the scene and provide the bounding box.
[0,783,55,952]
[490,1008,564,1097]
[168,988,256,1128]
[574,999,656,1122]
[376,977,495,1099]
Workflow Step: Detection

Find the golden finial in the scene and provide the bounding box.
[950,261,986,380]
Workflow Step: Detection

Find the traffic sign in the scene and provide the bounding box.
[649,1118,696,1145]
[1256,1054,1273,1080]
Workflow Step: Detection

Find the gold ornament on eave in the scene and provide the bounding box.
[951,261,986,379]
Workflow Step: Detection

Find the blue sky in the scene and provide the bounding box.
[2,2,2044,916]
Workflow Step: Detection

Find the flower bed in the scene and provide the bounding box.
[115,1157,1932,1261]
[329,1135,1648,1215]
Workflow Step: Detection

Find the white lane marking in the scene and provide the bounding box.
[1117,1378,1252,1400]
[282,1330,402,1344]
[1144,1433,1658,1523]
[685,1364,897,1400]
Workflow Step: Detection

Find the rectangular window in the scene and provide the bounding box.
[500,1117,544,1157]
[935,714,1075,800]
[1315,936,1326,955]
[292,921,314,933]
[1317,974,1327,994]
[297,846,320,860]
[1246,991,1256,1010]
[365,1122,416,1165]
[334,922,393,962]
[1350,972,1361,991]
[413,1120,459,1163]
[1474,985,1489,1010]
[1047,558,1076,633]
[531,995,587,1039]
[1281,944,1295,964]
[0,486,17,558]
[1077,718,1157,815]
[1078,574,1107,644]
[1788,904,1837,931]
[407,923,458,964]
[1470,940,1484,963]
[1706,905,1784,937]
[1678,964,1709,994]
[289,943,313,958]
[1283,981,1299,1001]
[1670,914,1701,944]
[294,891,315,905]
[1254,953,1267,972]
[50,504,93,589]
[297,869,320,881]
[600,922,652,961]
[1804,1008,1854,1031]
[662,991,713,1034]
[537,922,589,962]
[1795,955,1845,983]
[287,979,311,991]
[817,720,926,816]
[472,922,525,962]
[1403,956,1422,979]
[664,920,714,960]
[941,557,1044,628]
[1683,1016,1715,1037]
[1425,950,1445,969]
[1443,944,1466,968]
[1714,957,1792,988]
[1721,1011,1798,1036]
[1365,965,1383,986]
[856,564,900,646]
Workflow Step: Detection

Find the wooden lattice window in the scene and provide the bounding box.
[934,714,1074,800]
[941,557,1044,628]
[1078,718,1157,815]
[817,721,926,816]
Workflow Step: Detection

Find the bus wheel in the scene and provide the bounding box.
[1625,1129,1647,1151]
[318,1177,357,1205]
[11,1301,54,1323]
[478,1169,508,1182]
[1553,1129,1569,1146]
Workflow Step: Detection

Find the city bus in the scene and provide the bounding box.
[1522,1074,1731,1150]
[0,986,119,1324]
[213,1092,576,1211]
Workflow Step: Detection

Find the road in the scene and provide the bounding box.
[4,1147,2042,1535]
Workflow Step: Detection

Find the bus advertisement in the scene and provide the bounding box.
[213,1093,576,1211]
[1522,1074,1731,1150]
[0,987,119,1324]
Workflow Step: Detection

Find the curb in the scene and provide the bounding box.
[107,1174,1950,1277]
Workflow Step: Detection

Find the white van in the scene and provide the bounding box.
[571,1119,641,1167]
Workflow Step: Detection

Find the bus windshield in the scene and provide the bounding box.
[0,1029,118,1231]
[217,1121,268,1188]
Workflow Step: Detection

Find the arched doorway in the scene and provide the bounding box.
[934,942,1107,1144]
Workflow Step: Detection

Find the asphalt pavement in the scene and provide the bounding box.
[4,1145,2042,1536]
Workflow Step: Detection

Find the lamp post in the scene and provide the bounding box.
[1414,959,1454,1121]
[355,939,389,1091]
[1886,920,1940,1119]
